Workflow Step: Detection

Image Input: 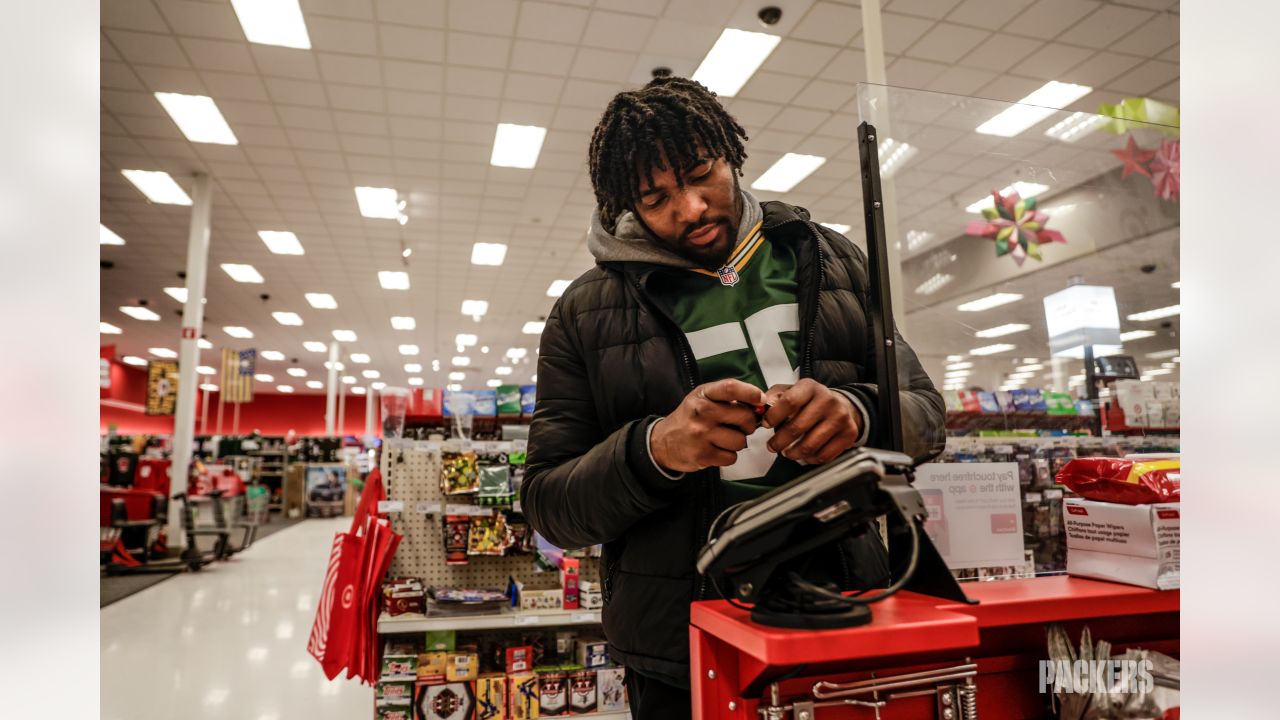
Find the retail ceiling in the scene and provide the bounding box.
[100,0,1180,393]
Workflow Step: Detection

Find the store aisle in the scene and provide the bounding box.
[101,518,373,719]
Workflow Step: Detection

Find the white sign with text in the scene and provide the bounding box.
[913,462,1024,569]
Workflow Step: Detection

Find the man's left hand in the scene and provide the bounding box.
[761,379,861,466]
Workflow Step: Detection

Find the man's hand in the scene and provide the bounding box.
[650,379,766,474]
[761,379,861,466]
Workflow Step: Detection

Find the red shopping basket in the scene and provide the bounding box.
[306,468,401,683]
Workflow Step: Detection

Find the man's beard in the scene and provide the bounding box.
[654,177,743,270]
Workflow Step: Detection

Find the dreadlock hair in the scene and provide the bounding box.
[588,76,749,229]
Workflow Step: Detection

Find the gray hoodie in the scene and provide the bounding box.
[586,188,765,269]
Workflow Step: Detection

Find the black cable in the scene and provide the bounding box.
[786,519,921,606]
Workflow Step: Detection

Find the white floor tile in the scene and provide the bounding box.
[102,518,374,719]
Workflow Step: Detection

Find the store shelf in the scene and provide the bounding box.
[378,608,602,634]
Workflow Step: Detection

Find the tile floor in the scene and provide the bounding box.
[101,517,373,719]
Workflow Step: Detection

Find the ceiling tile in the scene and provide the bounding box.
[569,48,636,83]
[157,0,244,40]
[341,135,393,156]
[517,2,590,44]
[725,99,783,132]
[959,34,1042,73]
[1109,11,1178,58]
[374,0,447,28]
[1014,43,1095,81]
[252,46,321,80]
[792,2,864,46]
[105,30,189,67]
[1056,4,1153,50]
[503,73,566,104]
[445,66,505,98]
[582,11,655,53]
[945,0,1037,28]
[906,23,989,64]
[880,13,936,55]
[925,65,998,95]
[327,84,387,112]
[771,106,832,135]
[180,38,256,74]
[103,0,168,33]
[510,40,577,77]
[102,61,145,91]
[737,71,805,105]
[974,75,1045,104]
[887,57,950,89]
[643,19,720,63]
[318,54,381,86]
[1105,60,1179,97]
[1008,0,1101,40]
[445,95,501,122]
[499,101,556,127]
[309,17,379,55]
[265,78,329,107]
[446,32,512,70]
[389,116,443,140]
[381,60,445,92]
[888,0,963,19]
[277,105,334,131]
[302,0,376,20]
[762,39,841,77]
[819,49,868,84]
[385,91,442,118]
[380,25,446,63]
[449,0,519,35]
[1057,51,1143,89]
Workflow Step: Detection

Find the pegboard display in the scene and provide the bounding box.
[381,439,599,592]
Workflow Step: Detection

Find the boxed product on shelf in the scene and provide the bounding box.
[977,391,999,413]
[941,389,963,412]
[1011,389,1031,411]
[427,587,510,617]
[497,385,523,416]
[520,385,536,416]
[597,667,626,713]
[416,679,477,720]
[505,645,534,674]
[553,631,578,663]
[994,390,1015,413]
[383,577,426,617]
[569,668,598,714]
[511,578,563,611]
[426,630,457,652]
[468,514,515,556]
[560,557,579,610]
[473,390,498,417]
[378,679,415,704]
[447,652,481,682]
[442,452,480,495]
[383,639,420,680]
[508,672,539,720]
[537,670,569,717]
[419,651,449,679]
[444,516,472,565]
[1063,498,1180,590]
[476,674,508,720]
[376,702,414,720]
[575,638,609,668]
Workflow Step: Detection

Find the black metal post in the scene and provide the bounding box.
[1083,344,1102,435]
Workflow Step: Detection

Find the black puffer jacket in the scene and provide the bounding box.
[522,201,945,681]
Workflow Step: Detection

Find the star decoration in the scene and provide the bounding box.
[1111,135,1156,179]
[1148,138,1180,202]
[965,190,1066,267]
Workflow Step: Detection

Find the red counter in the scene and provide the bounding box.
[690,576,1179,719]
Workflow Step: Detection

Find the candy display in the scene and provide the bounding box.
[1056,456,1181,505]
[467,514,514,556]
[442,452,480,495]
[478,464,514,505]
[445,516,471,565]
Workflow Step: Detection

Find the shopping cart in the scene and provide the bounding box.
[246,484,271,525]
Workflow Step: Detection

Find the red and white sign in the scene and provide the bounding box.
[181,326,197,339]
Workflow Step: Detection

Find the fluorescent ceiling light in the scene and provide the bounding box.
[1146,349,1180,359]
[378,271,410,290]
[1017,364,1045,372]
[163,287,186,303]
[522,321,546,335]
[945,362,973,370]
[751,153,826,193]
[691,28,780,97]
[966,182,1050,213]
[254,374,274,382]
[258,231,304,255]
[200,384,219,392]
[323,361,344,371]
[1161,362,1177,369]
[1120,330,1156,341]
[976,81,1093,137]
[390,316,416,330]
[100,225,126,246]
[820,223,851,234]
[303,341,327,353]
[355,186,400,219]
[349,353,370,364]
[221,263,264,283]
[547,280,572,298]
[452,356,471,367]
[1044,111,1103,143]
[371,381,387,390]
[487,379,502,388]
[957,293,1023,312]
[471,243,507,266]
[944,370,970,379]
[905,230,935,252]
[404,363,422,373]
[945,355,964,362]
[362,370,380,379]
[461,299,489,320]
[914,273,953,296]
[100,322,122,334]
[455,334,477,348]
[506,348,528,360]
[332,329,357,342]
[341,376,356,384]
[306,380,323,389]
[352,387,366,395]
[286,368,307,377]
[878,138,917,177]
[1057,344,1123,360]
[120,170,192,205]
[260,350,284,361]
[970,343,1016,356]
[272,312,303,326]
[198,338,213,349]
[446,383,461,391]
[197,366,216,375]
[495,366,512,376]
[490,123,547,169]
[399,344,420,356]
[154,93,237,145]
[277,385,294,393]
[1171,281,1181,289]
[223,326,253,339]
[408,377,424,387]
[122,356,147,367]
[975,323,1030,338]
[305,293,337,309]
[149,347,178,359]
[230,0,310,48]
[1144,368,1174,377]
[1126,305,1180,322]
[120,305,161,321]
[1008,371,1036,380]
[449,371,466,381]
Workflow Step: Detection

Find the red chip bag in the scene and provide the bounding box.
[1055,456,1180,505]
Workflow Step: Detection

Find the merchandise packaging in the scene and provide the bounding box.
[442,452,480,495]
[506,646,534,674]
[511,577,563,611]
[554,631,578,663]
[416,679,477,720]
[477,464,514,506]
[381,639,419,680]
[425,631,457,652]
[1056,457,1180,504]
[520,385,537,416]
[376,703,413,720]
[467,514,513,556]
[444,516,471,565]
[497,385,523,415]
[578,580,602,610]
[508,672,539,720]
[476,674,507,720]
[994,390,1015,413]
[560,557,580,610]
[941,390,963,412]
[575,639,609,668]
[1063,498,1180,590]
[418,652,448,679]
[446,652,480,682]
[473,390,498,417]
[597,667,627,713]
[977,391,1000,414]
[382,577,426,617]
[427,587,509,617]
[569,669,598,714]
[538,670,568,717]
[378,680,415,704]
[958,391,981,413]
[1044,391,1076,415]
[1011,389,1031,411]
[1027,388,1047,411]
[414,387,444,417]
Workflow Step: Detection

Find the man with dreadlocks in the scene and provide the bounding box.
[521,76,945,718]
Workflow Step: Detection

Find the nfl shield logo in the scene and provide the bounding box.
[717,265,739,287]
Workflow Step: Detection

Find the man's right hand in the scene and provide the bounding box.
[650,379,766,474]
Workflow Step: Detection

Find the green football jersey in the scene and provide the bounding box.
[650,220,807,505]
